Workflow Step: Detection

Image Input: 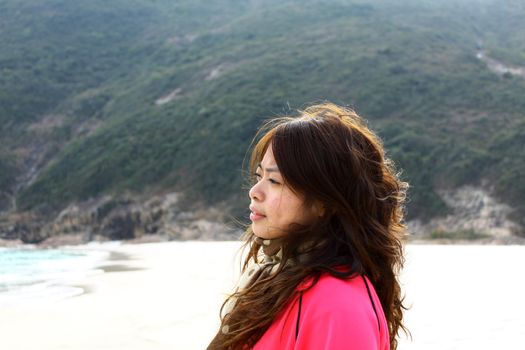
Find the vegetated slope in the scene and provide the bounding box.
[1,0,524,232]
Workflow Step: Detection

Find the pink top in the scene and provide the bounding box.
[253,273,390,350]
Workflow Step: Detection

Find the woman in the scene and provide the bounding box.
[207,102,409,350]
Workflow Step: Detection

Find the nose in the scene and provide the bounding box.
[249,181,263,201]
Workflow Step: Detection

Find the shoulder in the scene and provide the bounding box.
[291,273,388,349]
[300,273,373,317]
[299,273,368,305]
[254,272,388,349]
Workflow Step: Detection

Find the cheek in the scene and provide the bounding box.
[276,194,305,223]
[266,196,283,218]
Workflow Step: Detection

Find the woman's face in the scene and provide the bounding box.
[248,144,319,239]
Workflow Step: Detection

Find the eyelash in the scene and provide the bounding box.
[254,172,280,185]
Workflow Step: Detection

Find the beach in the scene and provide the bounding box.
[1,241,524,349]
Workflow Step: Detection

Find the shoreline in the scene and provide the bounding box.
[1,241,243,350]
[1,232,524,249]
[0,241,524,349]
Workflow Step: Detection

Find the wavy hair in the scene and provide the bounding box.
[208,102,410,349]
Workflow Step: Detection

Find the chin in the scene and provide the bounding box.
[251,224,269,239]
[251,224,262,237]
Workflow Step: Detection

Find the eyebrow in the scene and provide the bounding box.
[257,163,280,173]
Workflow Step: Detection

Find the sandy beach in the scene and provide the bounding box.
[1,241,524,349]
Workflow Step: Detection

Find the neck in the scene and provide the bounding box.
[254,235,285,257]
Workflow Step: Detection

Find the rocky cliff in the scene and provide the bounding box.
[0,192,240,245]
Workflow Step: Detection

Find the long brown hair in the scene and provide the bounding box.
[208,102,410,349]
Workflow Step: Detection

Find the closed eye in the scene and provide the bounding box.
[254,172,280,185]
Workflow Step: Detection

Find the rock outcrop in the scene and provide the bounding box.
[0,192,241,245]
[407,185,521,239]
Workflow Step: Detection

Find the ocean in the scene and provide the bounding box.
[0,245,110,305]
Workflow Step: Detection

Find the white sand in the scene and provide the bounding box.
[1,242,524,349]
[399,244,525,349]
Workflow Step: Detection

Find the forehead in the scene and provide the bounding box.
[260,145,276,165]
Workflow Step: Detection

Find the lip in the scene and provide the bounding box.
[249,206,266,221]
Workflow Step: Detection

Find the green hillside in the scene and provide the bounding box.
[1,0,524,233]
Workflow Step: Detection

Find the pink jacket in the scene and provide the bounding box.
[253,273,390,350]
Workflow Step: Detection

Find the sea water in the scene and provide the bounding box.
[0,246,110,305]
